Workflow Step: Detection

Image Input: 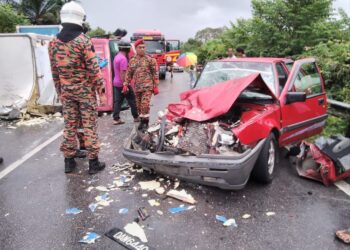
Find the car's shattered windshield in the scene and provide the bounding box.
[195,61,276,96]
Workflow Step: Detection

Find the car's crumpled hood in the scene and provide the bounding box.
[167,74,277,122]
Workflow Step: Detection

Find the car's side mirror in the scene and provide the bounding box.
[285,92,306,104]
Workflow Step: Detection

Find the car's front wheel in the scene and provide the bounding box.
[251,133,278,184]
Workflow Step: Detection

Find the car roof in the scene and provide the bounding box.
[218,57,293,63]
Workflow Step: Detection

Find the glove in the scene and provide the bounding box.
[122,85,129,94]
[153,86,159,95]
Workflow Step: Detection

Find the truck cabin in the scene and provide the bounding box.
[131,30,166,54]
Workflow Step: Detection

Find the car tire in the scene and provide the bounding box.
[252,133,278,184]
[159,73,166,80]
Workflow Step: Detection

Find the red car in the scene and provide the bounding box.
[123,58,327,189]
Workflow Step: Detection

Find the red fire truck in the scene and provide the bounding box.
[130,30,180,80]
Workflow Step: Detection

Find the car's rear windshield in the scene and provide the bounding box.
[195,61,275,94]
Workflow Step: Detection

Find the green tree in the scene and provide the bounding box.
[251,0,333,56]
[303,40,350,103]
[15,0,64,25]
[0,4,29,33]
[198,39,226,62]
[87,27,107,37]
[181,38,203,54]
[194,27,226,43]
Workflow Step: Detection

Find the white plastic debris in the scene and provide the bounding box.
[165,125,179,135]
[223,218,237,227]
[16,117,48,126]
[148,199,160,207]
[148,124,160,133]
[166,189,197,204]
[95,193,113,207]
[142,194,148,198]
[242,214,251,219]
[155,187,165,195]
[157,210,163,215]
[138,180,161,191]
[158,110,166,118]
[53,112,62,117]
[96,186,109,192]
[266,212,276,216]
[124,222,148,243]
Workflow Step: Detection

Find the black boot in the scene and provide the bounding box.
[138,118,149,132]
[138,118,145,131]
[142,118,149,130]
[64,158,76,173]
[89,158,106,174]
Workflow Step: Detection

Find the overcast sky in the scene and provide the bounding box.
[83,0,350,41]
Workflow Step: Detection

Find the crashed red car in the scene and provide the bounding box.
[123,58,328,189]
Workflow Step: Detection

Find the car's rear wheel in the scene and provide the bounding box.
[252,133,278,184]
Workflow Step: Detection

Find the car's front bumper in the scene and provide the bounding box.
[123,136,266,190]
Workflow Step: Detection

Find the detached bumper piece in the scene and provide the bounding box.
[296,135,350,186]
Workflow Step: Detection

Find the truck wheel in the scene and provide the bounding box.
[252,133,278,184]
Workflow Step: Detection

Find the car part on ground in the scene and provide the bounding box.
[295,135,350,186]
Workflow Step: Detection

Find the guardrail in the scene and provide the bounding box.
[328,99,350,114]
[327,99,350,136]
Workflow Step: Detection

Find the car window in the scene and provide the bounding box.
[276,63,288,92]
[195,61,276,94]
[292,63,322,96]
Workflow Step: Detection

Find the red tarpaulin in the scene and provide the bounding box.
[167,74,275,122]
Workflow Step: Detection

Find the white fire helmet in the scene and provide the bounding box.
[60,1,86,26]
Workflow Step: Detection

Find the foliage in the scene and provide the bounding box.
[248,0,333,56]
[180,38,203,62]
[194,27,226,43]
[0,3,28,32]
[321,115,349,138]
[197,39,226,62]
[14,0,64,25]
[303,40,350,103]
[87,27,107,37]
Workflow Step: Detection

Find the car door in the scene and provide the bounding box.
[279,58,327,146]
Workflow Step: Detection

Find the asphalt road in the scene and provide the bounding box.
[0,72,349,250]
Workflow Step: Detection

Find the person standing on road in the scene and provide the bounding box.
[49,1,106,174]
[125,39,159,131]
[188,65,196,87]
[112,41,139,125]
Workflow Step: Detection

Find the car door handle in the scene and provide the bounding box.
[318,98,324,105]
